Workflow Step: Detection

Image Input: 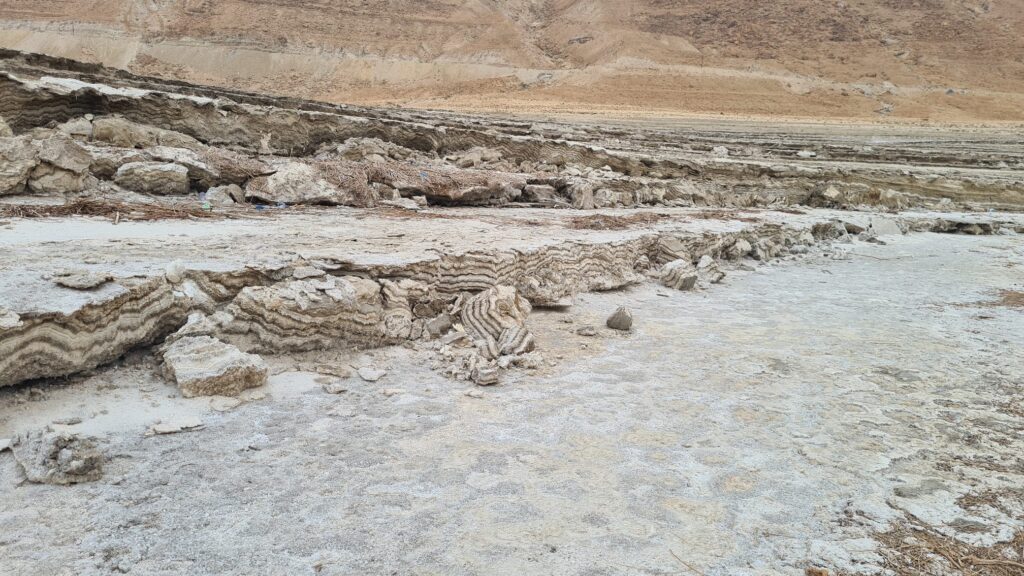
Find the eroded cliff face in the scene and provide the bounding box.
[1,0,1023,121]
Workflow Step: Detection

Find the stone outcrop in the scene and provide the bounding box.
[223,276,389,352]
[11,429,104,485]
[245,161,375,206]
[114,161,190,195]
[162,336,268,397]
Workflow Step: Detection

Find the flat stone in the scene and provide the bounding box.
[52,270,113,290]
[358,367,387,382]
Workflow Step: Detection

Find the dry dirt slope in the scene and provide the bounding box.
[0,0,1023,120]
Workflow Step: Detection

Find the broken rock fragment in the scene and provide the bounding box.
[606,307,633,331]
[460,285,536,359]
[224,276,387,352]
[205,184,243,205]
[11,429,104,485]
[661,259,698,290]
[162,336,268,398]
[696,255,726,285]
[472,366,500,386]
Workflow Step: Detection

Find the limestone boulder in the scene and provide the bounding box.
[224,276,388,352]
[696,255,726,285]
[522,184,563,205]
[366,163,526,206]
[162,336,268,398]
[29,133,93,194]
[56,117,94,140]
[114,162,190,195]
[147,146,271,187]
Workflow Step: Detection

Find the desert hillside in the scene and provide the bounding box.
[1,0,1023,120]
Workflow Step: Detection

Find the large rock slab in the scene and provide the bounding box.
[366,163,527,205]
[162,336,268,398]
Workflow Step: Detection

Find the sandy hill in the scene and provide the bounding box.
[0,0,1022,121]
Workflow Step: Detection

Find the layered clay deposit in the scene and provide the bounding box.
[0,51,1022,576]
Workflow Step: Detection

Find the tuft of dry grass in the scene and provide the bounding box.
[871,513,1024,576]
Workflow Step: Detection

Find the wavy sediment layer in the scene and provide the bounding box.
[0,279,186,387]
[0,211,847,388]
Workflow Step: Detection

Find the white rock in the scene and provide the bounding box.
[165,260,186,284]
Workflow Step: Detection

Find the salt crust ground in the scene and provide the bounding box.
[1,231,1022,575]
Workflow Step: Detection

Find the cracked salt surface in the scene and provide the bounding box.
[0,232,1021,575]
